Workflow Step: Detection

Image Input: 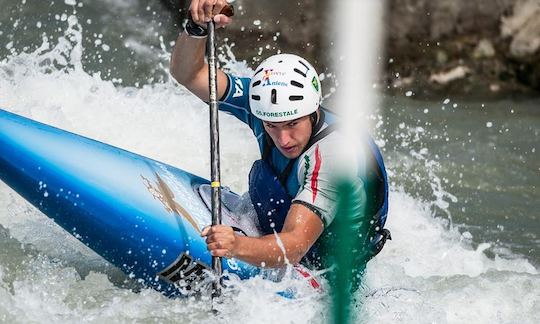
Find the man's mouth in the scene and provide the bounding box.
[281,146,296,154]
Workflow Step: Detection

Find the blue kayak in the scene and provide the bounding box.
[0,108,267,296]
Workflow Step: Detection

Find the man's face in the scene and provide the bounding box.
[263,115,313,159]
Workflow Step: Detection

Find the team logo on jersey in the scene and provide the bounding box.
[302,146,322,202]
[232,77,244,98]
[302,155,311,190]
[262,69,288,87]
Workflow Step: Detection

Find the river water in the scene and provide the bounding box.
[0,0,539,323]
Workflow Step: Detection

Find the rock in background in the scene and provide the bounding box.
[501,0,540,91]
[162,0,540,98]
[160,0,334,95]
[385,0,540,98]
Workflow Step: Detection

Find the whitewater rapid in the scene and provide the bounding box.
[0,12,538,324]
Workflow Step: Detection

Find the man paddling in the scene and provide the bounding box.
[170,0,390,281]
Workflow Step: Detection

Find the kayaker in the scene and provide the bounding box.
[170,0,390,277]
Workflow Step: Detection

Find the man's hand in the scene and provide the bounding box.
[170,0,231,101]
[200,204,324,268]
[202,225,238,258]
[189,0,233,28]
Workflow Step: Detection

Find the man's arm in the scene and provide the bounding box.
[170,0,231,101]
[202,203,324,267]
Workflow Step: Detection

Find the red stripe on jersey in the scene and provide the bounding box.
[311,144,322,203]
[294,265,322,290]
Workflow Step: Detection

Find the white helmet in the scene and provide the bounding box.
[249,54,322,122]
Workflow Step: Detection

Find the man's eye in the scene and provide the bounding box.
[265,123,275,128]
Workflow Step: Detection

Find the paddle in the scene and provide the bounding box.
[206,4,234,300]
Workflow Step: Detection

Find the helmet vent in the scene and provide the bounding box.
[289,95,303,101]
[251,95,261,101]
[253,67,264,76]
[290,80,304,88]
[271,89,277,104]
[294,68,307,78]
[298,60,309,70]
[252,80,261,87]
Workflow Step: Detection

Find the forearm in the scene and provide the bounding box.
[170,33,208,93]
[203,205,324,268]
[233,232,313,268]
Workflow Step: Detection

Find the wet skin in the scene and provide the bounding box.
[263,115,314,159]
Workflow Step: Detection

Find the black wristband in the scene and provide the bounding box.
[184,15,208,38]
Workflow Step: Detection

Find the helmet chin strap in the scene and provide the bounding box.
[309,108,325,140]
[310,111,318,127]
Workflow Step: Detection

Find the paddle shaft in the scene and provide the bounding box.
[207,19,222,299]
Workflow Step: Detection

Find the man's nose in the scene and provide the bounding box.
[276,130,292,146]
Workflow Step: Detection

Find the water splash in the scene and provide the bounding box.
[0,4,539,324]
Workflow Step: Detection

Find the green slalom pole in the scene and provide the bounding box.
[330,179,372,324]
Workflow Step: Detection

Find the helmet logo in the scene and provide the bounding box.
[255,109,298,119]
[262,69,288,87]
[262,69,273,86]
[311,76,319,92]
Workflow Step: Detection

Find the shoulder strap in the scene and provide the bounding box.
[262,134,273,161]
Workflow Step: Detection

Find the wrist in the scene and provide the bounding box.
[231,235,249,260]
[184,15,208,38]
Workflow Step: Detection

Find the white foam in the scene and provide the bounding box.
[0,12,539,324]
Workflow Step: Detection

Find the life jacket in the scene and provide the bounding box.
[248,109,390,261]
[364,135,391,256]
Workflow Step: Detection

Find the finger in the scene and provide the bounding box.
[213,14,232,28]
[189,0,200,22]
[210,249,230,257]
[203,0,216,22]
[205,234,217,245]
[201,226,210,236]
[196,1,206,25]
[207,241,228,250]
[211,225,234,233]
[211,231,235,243]
[212,1,223,17]
[206,233,234,245]
[207,240,230,253]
